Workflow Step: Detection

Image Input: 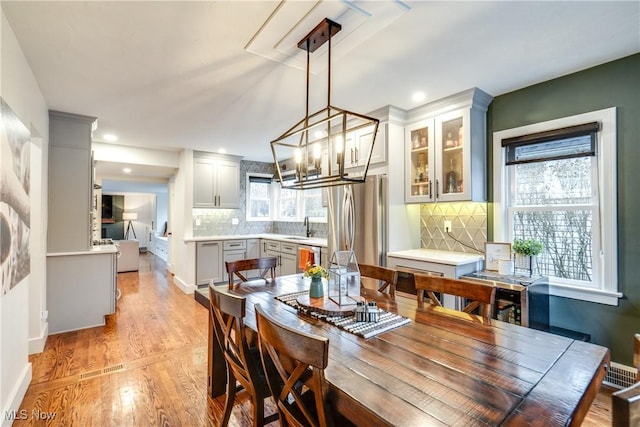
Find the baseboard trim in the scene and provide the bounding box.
[28,321,48,355]
[1,362,32,427]
[173,275,195,294]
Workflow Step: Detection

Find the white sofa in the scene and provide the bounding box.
[116,240,139,272]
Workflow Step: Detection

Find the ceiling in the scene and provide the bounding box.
[3,1,639,179]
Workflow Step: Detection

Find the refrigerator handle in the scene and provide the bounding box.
[343,185,356,252]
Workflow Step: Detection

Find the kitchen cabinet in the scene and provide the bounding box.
[222,240,247,283]
[47,246,117,334]
[387,249,484,308]
[196,241,223,286]
[152,235,168,262]
[261,239,297,276]
[246,238,260,278]
[48,110,97,252]
[405,88,492,203]
[344,122,386,169]
[280,242,297,276]
[193,152,241,208]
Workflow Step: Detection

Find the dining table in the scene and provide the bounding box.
[206,274,610,426]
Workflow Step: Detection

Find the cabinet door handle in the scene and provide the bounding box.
[354,147,359,163]
[435,179,440,200]
[201,242,219,247]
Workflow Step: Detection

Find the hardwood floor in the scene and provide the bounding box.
[16,253,275,426]
[15,253,612,426]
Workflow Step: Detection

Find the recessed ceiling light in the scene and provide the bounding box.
[123,168,132,174]
[218,148,227,155]
[412,92,426,103]
[103,133,118,142]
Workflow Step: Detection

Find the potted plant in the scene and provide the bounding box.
[512,238,543,276]
[303,262,328,298]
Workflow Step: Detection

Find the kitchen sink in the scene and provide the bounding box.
[285,236,310,241]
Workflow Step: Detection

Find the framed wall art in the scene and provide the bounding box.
[484,242,511,271]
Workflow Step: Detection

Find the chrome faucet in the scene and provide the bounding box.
[304,216,312,237]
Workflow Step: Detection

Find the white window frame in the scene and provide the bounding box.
[246,173,326,223]
[275,185,302,221]
[245,173,273,221]
[493,107,620,305]
[302,187,327,223]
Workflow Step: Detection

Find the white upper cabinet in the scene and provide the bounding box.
[405,88,492,203]
[193,152,242,208]
[344,123,386,170]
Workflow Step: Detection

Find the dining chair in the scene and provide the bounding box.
[612,333,640,427]
[254,303,340,427]
[226,256,277,289]
[209,287,278,427]
[358,263,398,297]
[414,274,496,325]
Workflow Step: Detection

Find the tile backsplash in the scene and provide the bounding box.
[420,202,487,253]
[192,160,327,237]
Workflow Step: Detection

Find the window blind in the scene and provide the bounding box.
[248,175,273,184]
[502,121,599,165]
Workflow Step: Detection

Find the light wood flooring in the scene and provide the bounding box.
[15,253,613,426]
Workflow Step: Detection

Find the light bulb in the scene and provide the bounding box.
[335,135,343,154]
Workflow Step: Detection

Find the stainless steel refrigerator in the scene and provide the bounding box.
[326,174,388,266]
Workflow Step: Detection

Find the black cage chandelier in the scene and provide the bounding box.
[270,18,379,190]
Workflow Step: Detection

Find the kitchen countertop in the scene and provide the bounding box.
[387,248,484,266]
[185,233,328,247]
[47,244,118,257]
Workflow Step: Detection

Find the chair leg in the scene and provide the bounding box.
[220,372,236,427]
[252,395,265,427]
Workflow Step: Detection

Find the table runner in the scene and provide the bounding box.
[275,291,411,339]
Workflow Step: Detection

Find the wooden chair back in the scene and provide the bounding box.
[254,303,334,427]
[226,257,277,288]
[209,287,277,426]
[635,333,640,382]
[612,333,640,427]
[358,263,399,297]
[414,274,496,325]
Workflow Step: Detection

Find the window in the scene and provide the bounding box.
[277,187,299,220]
[246,174,326,222]
[303,188,325,221]
[493,108,619,305]
[247,175,271,220]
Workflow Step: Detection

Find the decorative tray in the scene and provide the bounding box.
[276,291,411,339]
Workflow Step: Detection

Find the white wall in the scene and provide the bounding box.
[122,193,154,248]
[156,192,168,235]
[170,149,196,293]
[1,9,49,423]
[92,142,179,169]
[387,118,420,252]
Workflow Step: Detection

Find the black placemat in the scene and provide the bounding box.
[275,291,411,339]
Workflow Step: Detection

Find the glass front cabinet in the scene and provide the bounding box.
[405,88,492,203]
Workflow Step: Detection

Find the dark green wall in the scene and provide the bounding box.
[487,53,640,365]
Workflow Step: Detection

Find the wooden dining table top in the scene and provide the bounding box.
[207,274,610,426]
